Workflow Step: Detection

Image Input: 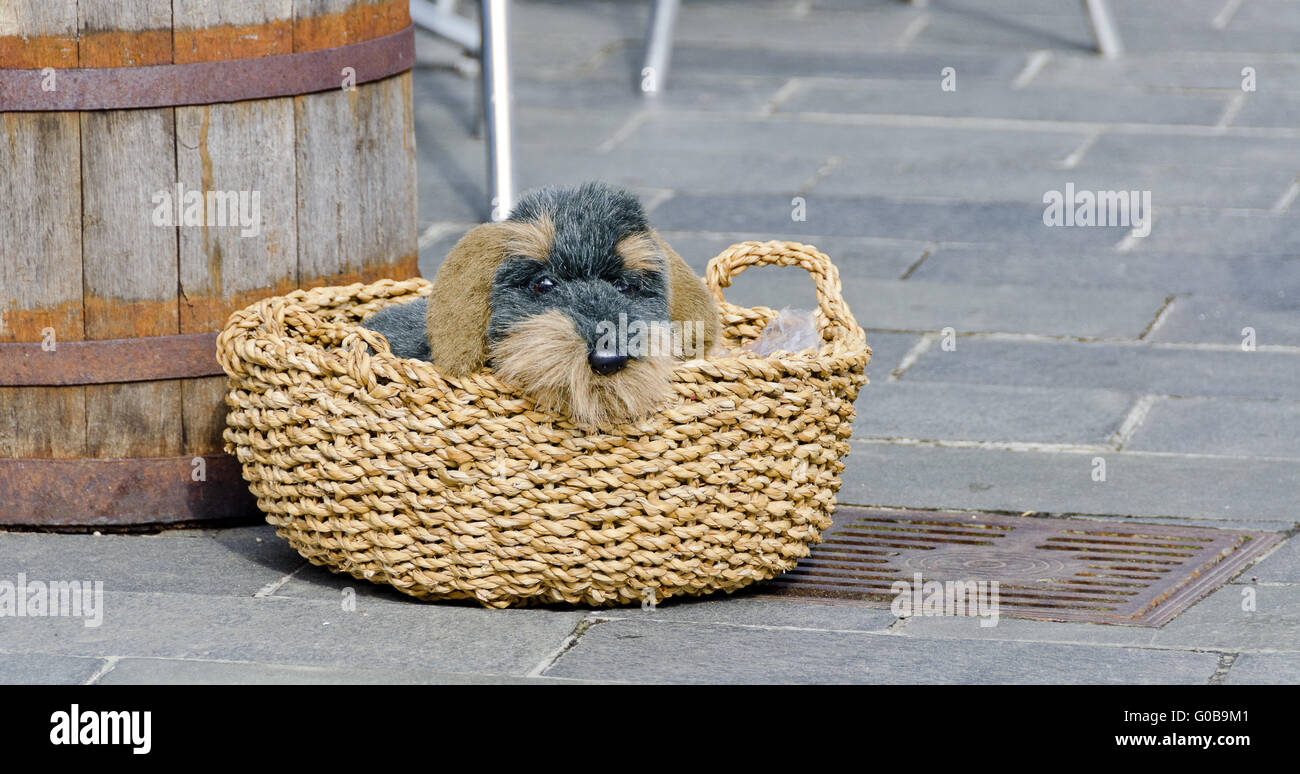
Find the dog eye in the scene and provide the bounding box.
[531,275,556,294]
[612,278,633,294]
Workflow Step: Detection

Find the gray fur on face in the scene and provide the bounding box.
[509,182,653,273]
[361,299,432,361]
[488,183,670,355]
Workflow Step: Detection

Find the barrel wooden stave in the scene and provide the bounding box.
[0,0,417,525]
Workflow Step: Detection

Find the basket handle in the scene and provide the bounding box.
[704,240,864,342]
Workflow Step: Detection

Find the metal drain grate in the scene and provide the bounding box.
[761,507,1285,626]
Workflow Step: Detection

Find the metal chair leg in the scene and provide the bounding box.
[898,0,1121,57]
[480,0,515,220]
[1082,0,1123,57]
[410,0,480,52]
[640,0,680,95]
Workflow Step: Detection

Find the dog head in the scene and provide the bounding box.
[425,182,719,426]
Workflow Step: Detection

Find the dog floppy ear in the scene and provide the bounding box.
[426,221,552,376]
[652,230,722,358]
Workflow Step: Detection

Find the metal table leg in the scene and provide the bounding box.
[480,0,515,220]
[640,0,680,95]
[1082,0,1123,57]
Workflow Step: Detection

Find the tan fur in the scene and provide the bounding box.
[499,212,554,262]
[490,310,674,426]
[425,220,555,376]
[654,230,722,358]
[615,232,664,272]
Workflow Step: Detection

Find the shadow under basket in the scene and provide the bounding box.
[217,241,871,608]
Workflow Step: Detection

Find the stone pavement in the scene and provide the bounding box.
[4,0,1299,684]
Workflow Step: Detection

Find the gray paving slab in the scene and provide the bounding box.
[689,0,800,8]
[860,332,924,381]
[1127,396,1300,458]
[1032,53,1300,94]
[913,0,1230,21]
[418,183,484,226]
[900,339,1300,400]
[1109,20,1300,55]
[1223,653,1300,685]
[850,382,1133,444]
[410,69,480,134]
[591,593,897,632]
[813,157,1296,210]
[418,224,471,277]
[651,193,1130,246]
[1084,133,1300,172]
[0,526,301,597]
[670,5,921,49]
[1151,583,1300,652]
[413,30,469,71]
[841,278,1165,337]
[619,115,1089,164]
[513,148,823,197]
[706,273,1163,338]
[813,152,1059,193]
[1150,297,1300,347]
[96,658,605,685]
[918,11,1300,54]
[415,140,493,224]
[0,591,582,676]
[898,614,1155,648]
[1244,535,1300,584]
[410,90,679,225]
[543,618,1219,684]
[911,11,1097,53]
[270,562,440,605]
[491,0,644,76]
[510,73,790,114]
[781,80,1229,126]
[1139,213,1300,256]
[839,442,1300,522]
[0,653,106,685]
[1234,0,1300,28]
[665,44,1027,81]
[910,246,1300,307]
[413,95,635,152]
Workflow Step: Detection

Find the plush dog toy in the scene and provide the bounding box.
[363,182,721,426]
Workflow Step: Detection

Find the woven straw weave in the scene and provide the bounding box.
[218,241,870,608]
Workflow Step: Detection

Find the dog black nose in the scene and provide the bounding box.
[588,349,628,375]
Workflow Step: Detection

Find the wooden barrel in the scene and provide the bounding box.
[0,0,418,528]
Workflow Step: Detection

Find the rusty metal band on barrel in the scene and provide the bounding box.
[0,454,258,525]
[0,332,225,386]
[0,25,414,111]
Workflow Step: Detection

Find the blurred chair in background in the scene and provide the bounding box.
[908,0,1122,56]
[408,0,1123,219]
[411,0,515,220]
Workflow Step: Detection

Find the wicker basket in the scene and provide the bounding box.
[217,241,870,608]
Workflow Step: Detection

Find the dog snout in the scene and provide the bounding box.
[588,348,628,375]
